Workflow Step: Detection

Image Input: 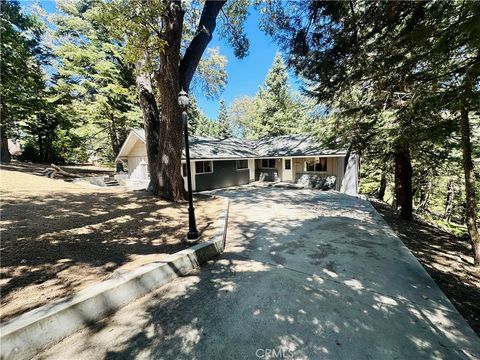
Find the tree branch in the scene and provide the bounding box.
[179,0,226,91]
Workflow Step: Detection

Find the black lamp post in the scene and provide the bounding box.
[178,89,199,240]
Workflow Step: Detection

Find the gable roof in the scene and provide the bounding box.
[117,129,347,161]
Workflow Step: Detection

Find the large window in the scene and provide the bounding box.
[261,158,276,168]
[236,159,248,170]
[284,159,291,170]
[195,161,213,174]
[305,158,327,172]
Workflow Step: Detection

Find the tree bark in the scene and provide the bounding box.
[142,0,226,201]
[394,145,413,220]
[459,103,480,266]
[154,1,185,201]
[108,113,120,157]
[136,60,160,193]
[377,170,387,201]
[1,130,10,163]
[443,179,454,222]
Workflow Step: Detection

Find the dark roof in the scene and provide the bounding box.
[186,137,258,159]
[127,129,346,159]
[253,135,346,157]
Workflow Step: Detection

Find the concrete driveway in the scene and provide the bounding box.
[37,187,480,360]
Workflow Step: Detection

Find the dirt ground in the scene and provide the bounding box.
[0,162,223,322]
[370,199,480,336]
[0,161,115,178]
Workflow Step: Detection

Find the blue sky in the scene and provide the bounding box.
[34,2,300,119]
[195,8,299,119]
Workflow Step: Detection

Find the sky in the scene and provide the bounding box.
[34,1,300,119]
[195,8,299,119]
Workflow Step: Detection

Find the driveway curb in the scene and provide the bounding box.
[0,197,230,360]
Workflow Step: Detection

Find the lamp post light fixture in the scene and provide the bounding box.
[178,89,200,240]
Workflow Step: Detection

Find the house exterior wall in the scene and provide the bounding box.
[248,159,255,181]
[127,156,148,180]
[195,160,250,191]
[126,140,148,181]
[340,153,359,195]
[255,158,281,181]
[292,156,344,191]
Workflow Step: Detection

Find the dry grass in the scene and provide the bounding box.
[0,162,222,322]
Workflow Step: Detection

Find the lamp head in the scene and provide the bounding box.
[178,89,189,108]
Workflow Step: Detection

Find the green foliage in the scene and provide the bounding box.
[229,52,320,139]
[51,0,143,161]
[216,99,233,138]
[259,1,480,228]
[0,0,45,136]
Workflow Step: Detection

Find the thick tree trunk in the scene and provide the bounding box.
[394,145,413,220]
[377,170,387,201]
[136,0,226,201]
[154,2,186,201]
[136,61,160,193]
[459,103,480,266]
[0,130,10,163]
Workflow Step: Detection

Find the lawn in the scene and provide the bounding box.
[0,162,223,322]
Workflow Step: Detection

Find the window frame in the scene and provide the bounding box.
[304,157,327,173]
[236,159,248,170]
[195,161,213,174]
[261,158,276,169]
[284,159,291,170]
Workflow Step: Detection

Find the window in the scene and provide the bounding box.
[182,163,187,177]
[236,159,248,170]
[195,161,213,174]
[284,159,291,170]
[261,158,276,168]
[305,158,327,172]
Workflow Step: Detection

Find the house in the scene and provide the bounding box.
[115,129,359,195]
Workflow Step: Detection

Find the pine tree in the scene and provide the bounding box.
[0,0,45,162]
[253,52,291,137]
[216,99,233,138]
[51,0,142,161]
[259,1,480,264]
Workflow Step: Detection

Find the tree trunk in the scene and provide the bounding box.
[460,103,480,266]
[394,145,413,220]
[0,130,10,163]
[444,179,454,222]
[136,0,226,201]
[108,114,120,157]
[154,2,186,201]
[418,180,431,213]
[136,59,160,193]
[377,170,387,201]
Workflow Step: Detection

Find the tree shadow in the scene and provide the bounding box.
[1,187,220,321]
[38,188,480,359]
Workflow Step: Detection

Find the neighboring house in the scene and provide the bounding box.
[116,129,359,195]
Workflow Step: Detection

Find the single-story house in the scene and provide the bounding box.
[115,129,359,195]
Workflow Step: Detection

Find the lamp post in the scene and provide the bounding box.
[178,89,199,240]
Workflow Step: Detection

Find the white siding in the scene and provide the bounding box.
[128,156,148,180]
